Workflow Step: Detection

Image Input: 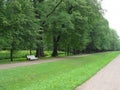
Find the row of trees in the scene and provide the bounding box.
[0,0,120,61]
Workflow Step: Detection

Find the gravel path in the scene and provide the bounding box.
[0,55,88,70]
[75,55,120,90]
[0,58,63,70]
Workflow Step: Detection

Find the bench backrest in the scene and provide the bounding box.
[27,55,35,58]
[27,55,37,60]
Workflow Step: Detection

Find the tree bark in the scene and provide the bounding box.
[36,32,44,57]
[67,47,70,56]
[36,47,44,57]
[52,35,60,57]
[36,49,40,57]
[30,49,32,55]
[52,36,58,57]
[10,49,13,61]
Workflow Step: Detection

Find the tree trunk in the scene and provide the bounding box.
[40,47,44,56]
[36,47,44,57]
[52,35,60,57]
[10,49,13,61]
[33,0,44,58]
[52,36,58,57]
[34,0,63,58]
[67,47,70,56]
[35,30,44,58]
[30,49,32,55]
[36,49,40,57]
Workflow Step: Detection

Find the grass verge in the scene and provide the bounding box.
[0,51,119,90]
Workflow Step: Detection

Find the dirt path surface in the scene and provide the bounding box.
[0,55,88,70]
[75,55,120,90]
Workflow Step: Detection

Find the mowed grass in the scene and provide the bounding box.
[0,51,119,90]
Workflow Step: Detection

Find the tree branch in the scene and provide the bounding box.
[46,0,63,18]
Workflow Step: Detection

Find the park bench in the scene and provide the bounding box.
[27,55,38,60]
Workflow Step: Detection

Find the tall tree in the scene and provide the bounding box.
[33,0,64,57]
[2,0,39,61]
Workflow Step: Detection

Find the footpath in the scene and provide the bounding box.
[75,55,120,90]
[0,55,88,70]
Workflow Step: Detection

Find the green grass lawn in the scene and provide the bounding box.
[0,51,119,90]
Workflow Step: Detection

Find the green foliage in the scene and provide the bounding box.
[0,0,40,60]
[0,0,120,58]
[5,0,39,49]
[40,0,120,55]
[0,52,119,90]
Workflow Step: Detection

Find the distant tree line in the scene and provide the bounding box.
[0,0,120,61]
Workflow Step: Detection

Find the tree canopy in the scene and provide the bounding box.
[0,0,120,60]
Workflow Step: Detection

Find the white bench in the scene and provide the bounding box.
[27,55,38,60]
